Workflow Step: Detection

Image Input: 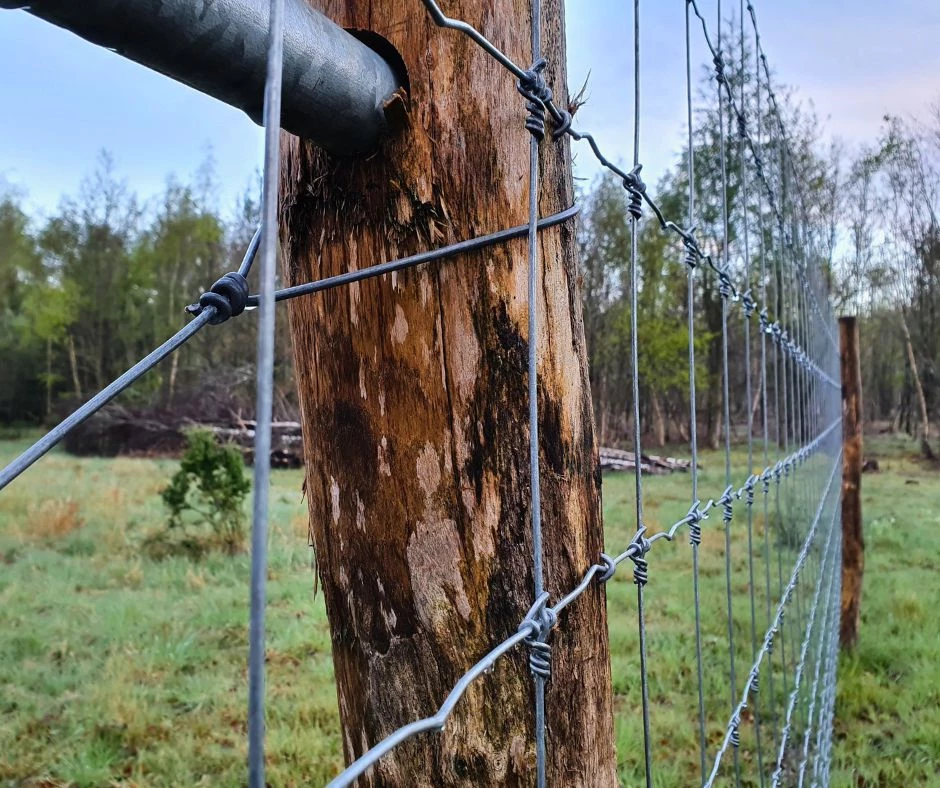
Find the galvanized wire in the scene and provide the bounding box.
[629,2,653,785]
[0,2,845,785]
[715,2,742,782]
[327,419,839,786]
[684,0,708,781]
[705,449,842,786]
[247,1,284,785]
[522,1,549,784]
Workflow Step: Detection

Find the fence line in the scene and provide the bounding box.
[0,0,843,785]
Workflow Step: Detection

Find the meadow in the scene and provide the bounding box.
[0,434,936,786]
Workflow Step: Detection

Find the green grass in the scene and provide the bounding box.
[0,434,937,786]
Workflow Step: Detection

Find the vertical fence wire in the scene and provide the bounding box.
[523,0,548,783]
[630,2,654,784]
[247,1,285,785]
[715,3,742,784]
[684,0,708,782]
[737,2,764,778]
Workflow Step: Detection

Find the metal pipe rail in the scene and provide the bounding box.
[2,0,405,155]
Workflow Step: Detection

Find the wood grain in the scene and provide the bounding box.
[279,1,616,783]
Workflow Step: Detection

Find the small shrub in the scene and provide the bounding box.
[150,430,250,558]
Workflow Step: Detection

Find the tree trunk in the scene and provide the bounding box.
[703,271,723,450]
[598,373,609,446]
[45,338,53,420]
[67,334,82,399]
[650,390,666,448]
[899,313,934,459]
[167,350,179,407]
[280,2,616,784]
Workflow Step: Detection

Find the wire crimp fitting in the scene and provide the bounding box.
[518,591,556,681]
[597,552,617,584]
[517,59,552,141]
[622,165,646,221]
[628,527,651,587]
[186,272,250,325]
[718,485,735,525]
[687,499,708,546]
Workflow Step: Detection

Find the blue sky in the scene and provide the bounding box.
[1,1,938,217]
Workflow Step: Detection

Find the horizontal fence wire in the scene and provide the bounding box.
[0,0,844,785]
[0,206,579,493]
[326,425,841,787]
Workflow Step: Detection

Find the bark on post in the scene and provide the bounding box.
[279,1,616,783]
[839,316,863,651]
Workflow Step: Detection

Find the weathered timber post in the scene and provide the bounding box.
[839,316,863,650]
[279,1,616,784]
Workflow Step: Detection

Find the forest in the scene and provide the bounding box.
[1,58,939,459]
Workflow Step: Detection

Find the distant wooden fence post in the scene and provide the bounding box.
[839,316,863,650]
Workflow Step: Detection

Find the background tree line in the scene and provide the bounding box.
[578,45,940,459]
[0,152,297,427]
[1,41,938,460]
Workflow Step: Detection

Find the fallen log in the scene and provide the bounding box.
[599,447,692,474]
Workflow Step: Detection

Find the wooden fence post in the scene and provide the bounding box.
[839,316,863,650]
[279,1,617,782]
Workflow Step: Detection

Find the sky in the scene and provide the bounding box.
[1,1,939,218]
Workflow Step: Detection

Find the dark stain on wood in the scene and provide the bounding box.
[278,1,616,784]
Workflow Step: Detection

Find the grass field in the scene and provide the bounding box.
[0,433,937,786]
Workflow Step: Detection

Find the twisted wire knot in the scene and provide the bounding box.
[737,110,748,139]
[519,591,556,681]
[527,639,552,680]
[629,529,651,587]
[687,500,708,546]
[742,289,756,319]
[517,59,552,141]
[186,271,250,325]
[597,552,617,584]
[744,475,756,506]
[550,107,573,141]
[623,165,646,220]
[730,716,741,748]
[717,267,736,301]
[682,231,701,270]
[719,485,735,525]
[713,51,727,85]
[759,307,770,333]
[751,670,760,695]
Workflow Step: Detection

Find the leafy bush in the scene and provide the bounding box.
[150,430,250,558]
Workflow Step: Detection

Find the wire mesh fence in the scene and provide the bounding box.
[0,0,843,785]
